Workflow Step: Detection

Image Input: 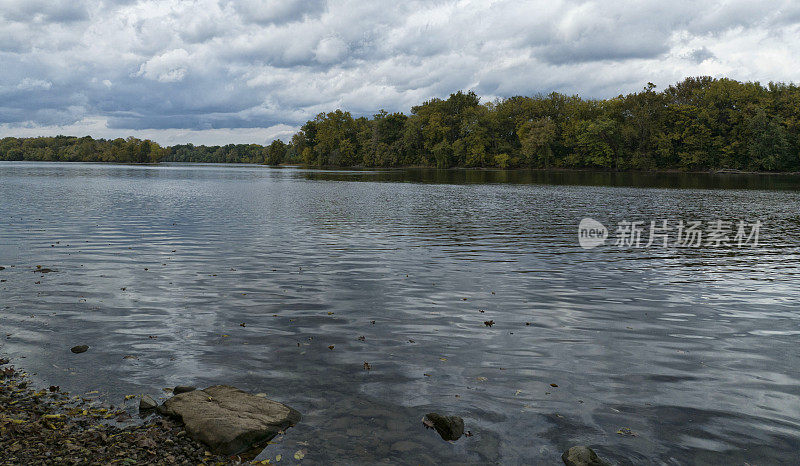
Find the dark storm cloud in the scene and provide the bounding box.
[1,0,800,145]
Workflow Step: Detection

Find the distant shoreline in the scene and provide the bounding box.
[2,159,799,176]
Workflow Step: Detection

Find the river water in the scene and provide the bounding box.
[1,162,799,464]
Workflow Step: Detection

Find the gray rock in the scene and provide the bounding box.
[562,446,609,466]
[173,385,196,395]
[423,412,464,441]
[70,345,89,354]
[139,395,158,411]
[158,385,300,455]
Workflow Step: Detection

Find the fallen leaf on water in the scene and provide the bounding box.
[476,377,488,382]
[439,358,447,362]
[617,427,637,437]
[294,449,306,460]
[124,395,136,400]
[515,389,522,396]
[327,312,334,315]
[275,454,282,462]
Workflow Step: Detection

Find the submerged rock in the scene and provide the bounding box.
[561,446,609,466]
[139,395,158,411]
[173,386,196,395]
[422,412,464,441]
[158,385,300,455]
[70,345,89,354]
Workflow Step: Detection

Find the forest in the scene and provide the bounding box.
[0,135,167,164]
[2,77,799,171]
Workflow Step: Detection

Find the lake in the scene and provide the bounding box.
[1,162,799,464]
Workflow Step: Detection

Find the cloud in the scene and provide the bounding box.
[685,47,717,64]
[224,0,326,26]
[17,78,53,91]
[136,48,192,82]
[1,0,800,145]
[0,0,90,23]
[314,36,348,64]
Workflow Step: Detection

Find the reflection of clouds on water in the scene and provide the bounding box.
[1,162,800,463]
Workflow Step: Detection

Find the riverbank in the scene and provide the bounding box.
[0,357,238,465]
[3,159,800,176]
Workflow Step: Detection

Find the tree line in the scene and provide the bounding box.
[0,135,168,164]
[2,77,800,171]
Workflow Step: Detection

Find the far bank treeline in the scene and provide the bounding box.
[3,77,800,171]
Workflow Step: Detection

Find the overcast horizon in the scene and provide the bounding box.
[2,0,800,146]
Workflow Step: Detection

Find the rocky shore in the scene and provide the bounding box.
[0,357,248,465]
[2,355,609,465]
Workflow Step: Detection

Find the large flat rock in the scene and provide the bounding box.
[158,385,300,456]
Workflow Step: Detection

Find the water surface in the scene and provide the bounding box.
[1,162,799,464]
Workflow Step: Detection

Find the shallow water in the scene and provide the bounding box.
[1,162,799,464]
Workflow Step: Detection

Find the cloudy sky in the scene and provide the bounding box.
[2,0,800,146]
